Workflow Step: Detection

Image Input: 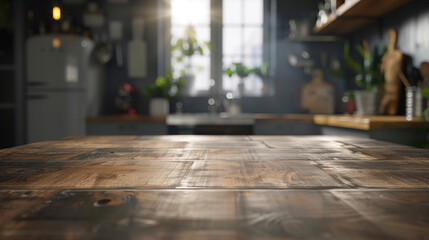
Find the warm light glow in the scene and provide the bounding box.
[53,6,61,21]
[52,38,61,48]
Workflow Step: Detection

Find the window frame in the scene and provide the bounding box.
[158,0,277,97]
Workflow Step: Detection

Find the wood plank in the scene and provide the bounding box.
[263,140,347,149]
[0,148,95,161]
[253,114,314,123]
[349,149,429,161]
[333,190,429,240]
[0,190,59,226]
[0,190,398,239]
[137,135,251,142]
[74,149,207,161]
[179,161,345,188]
[314,0,415,34]
[314,115,429,130]
[0,160,192,189]
[205,149,375,161]
[185,141,268,149]
[14,140,188,149]
[320,160,429,188]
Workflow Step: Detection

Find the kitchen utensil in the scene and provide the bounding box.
[405,86,422,121]
[93,40,113,64]
[127,17,147,78]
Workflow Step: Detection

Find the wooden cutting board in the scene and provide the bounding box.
[379,29,403,115]
[301,69,335,114]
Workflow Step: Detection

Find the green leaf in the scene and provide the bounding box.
[203,41,211,51]
[343,42,362,76]
[197,47,203,55]
[422,87,429,98]
[355,44,365,58]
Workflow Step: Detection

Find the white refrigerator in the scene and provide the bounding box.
[26,35,103,143]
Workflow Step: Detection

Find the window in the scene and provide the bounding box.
[170,0,211,96]
[165,0,275,97]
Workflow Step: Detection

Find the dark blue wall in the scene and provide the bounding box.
[351,0,429,68]
[349,0,429,114]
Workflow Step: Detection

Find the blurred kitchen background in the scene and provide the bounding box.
[1,0,428,148]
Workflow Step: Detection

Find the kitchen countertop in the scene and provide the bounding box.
[1,135,429,239]
[253,113,315,122]
[87,114,316,124]
[314,114,429,130]
[86,115,166,123]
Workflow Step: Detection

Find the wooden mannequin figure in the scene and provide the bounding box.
[379,29,403,115]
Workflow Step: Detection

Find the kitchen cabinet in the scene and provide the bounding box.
[314,115,429,147]
[86,115,167,135]
[314,0,414,34]
[0,0,24,148]
[254,114,321,135]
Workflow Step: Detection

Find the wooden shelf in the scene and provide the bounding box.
[314,0,414,34]
[287,35,341,42]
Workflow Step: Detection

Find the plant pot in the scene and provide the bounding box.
[342,96,355,115]
[149,98,169,116]
[181,74,195,96]
[223,98,242,115]
[354,90,377,116]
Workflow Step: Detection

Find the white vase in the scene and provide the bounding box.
[238,79,245,98]
[354,90,377,116]
[149,98,169,116]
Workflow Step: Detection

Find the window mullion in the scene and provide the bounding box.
[211,0,223,96]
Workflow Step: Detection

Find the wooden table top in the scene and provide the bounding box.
[314,115,429,130]
[1,135,429,239]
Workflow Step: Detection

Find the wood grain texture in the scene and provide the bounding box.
[320,160,429,188]
[333,190,429,240]
[0,148,95,161]
[314,0,414,34]
[2,189,417,240]
[74,149,207,161]
[0,160,192,188]
[205,149,375,161]
[314,115,429,130]
[179,160,344,188]
[1,135,428,239]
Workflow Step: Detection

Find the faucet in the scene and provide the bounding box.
[207,79,223,114]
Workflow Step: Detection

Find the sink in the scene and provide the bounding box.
[166,113,255,126]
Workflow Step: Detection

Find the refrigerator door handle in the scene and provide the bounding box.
[27,81,47,87]
[27,94,48,100]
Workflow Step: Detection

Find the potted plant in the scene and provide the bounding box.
[253,63,273,95]
[343,40,387,115]
[342,90,355,115]
[171,25,210,96]
[223,62,256,97]
[143,70,184,116]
